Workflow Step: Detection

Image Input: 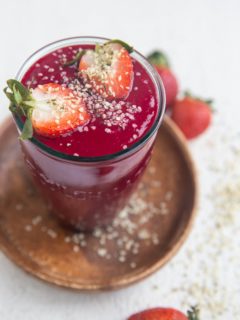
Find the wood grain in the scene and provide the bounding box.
[0,116,197,291]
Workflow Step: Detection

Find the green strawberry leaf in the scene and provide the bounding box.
[147,51,170,68]
[13,84,22,105]
[7,79,30,100]
[187,306,200,320]
[26,107,34,119]
[4,79,36,140]
[205,99,214,105]
[106,39,134,53]
[19,118,33,140]
[4,79,35,114]
[9,103,17,113]
[4,84,24,116]
[3,87,15,103]
[63,50,86,66]
[184,91,215,111]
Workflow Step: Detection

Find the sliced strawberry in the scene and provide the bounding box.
[4,80,90,139]
[31,83,90,137]
[79,42,133,100]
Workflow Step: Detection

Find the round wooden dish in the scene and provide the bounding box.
[0,116,197,291]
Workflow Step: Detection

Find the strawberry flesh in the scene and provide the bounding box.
[31,83,90,137]
[79,43,133,100]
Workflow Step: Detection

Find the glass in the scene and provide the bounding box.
[14,37,165,230]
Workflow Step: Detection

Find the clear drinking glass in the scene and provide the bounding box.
[13,37,165,230]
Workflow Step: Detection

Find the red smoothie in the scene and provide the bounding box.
[13,37,165,230]
[21,45,158,157]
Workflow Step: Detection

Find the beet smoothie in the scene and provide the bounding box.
[12,37,165,230]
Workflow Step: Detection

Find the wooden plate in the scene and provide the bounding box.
[0,116,197,290]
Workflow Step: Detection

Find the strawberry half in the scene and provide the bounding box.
[79,40,134,100]
[4,80,90,139]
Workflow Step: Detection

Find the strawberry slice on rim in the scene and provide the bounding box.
[79,41,134,100]
[31,83,90,137]
[4,80,90,139]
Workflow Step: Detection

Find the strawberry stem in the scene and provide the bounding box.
[63,50,86,66]
[187,306,200,320]
[184,90,215,112]
[106,39,134,53]
[147,51,170,68]
[4,79,35,140]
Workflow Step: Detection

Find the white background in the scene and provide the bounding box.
[0,0,240,319]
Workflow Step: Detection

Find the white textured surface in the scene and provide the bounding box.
[0,0,240,319]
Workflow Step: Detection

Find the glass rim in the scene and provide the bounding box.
[15,36,165,163]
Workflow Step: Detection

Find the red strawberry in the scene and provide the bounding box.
[79,41,133,100]
[172,93,212,139]
[148,51,178,108]
[128,306,199,320]
[4,80,90,139]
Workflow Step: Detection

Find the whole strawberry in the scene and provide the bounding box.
[128,306,199,320]
[148,51,178,108]
[172,93,212,139]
